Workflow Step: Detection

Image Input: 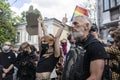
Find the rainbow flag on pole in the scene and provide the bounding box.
[71,5,89,21]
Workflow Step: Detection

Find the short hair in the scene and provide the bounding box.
[4,41,12,46]
[75,15,91,28]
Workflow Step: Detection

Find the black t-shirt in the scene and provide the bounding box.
[80,34,107,80]
[0,51,16,74]
[36,54,59,73]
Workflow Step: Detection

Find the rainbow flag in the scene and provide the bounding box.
[71,5,89,21]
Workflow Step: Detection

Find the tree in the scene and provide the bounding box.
[0,0,18,45]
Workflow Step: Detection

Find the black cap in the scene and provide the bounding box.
[90,23,98,32]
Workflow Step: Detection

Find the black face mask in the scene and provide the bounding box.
[23,51,28,54]
[41,44,49,50]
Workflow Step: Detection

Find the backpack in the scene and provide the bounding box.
[69,47,86,80]
[69,39,112,80]
[102,56,112,80]
[62,47,78,80]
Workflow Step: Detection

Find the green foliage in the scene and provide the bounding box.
[0,0,16,45]
[21,11,26,22]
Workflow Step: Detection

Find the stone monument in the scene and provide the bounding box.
[26,5,42,35]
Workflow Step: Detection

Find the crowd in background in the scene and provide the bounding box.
[0,15,120,80]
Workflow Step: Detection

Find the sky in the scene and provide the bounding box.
[8,0,89,22]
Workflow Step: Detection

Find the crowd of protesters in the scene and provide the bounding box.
[0,14,120,80]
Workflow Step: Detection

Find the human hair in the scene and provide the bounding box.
[30,45,37,52]
[18,42,30,52]
[41,34,55,44]
[108,27,117,33]
[67,34,72,41]
[75,15,91,28]
[61,38,67,43]
[4,41,12,46]
[111,28,120,41]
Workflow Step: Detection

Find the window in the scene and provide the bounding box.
[16,32,20,43]
[110,0,116,8]
[103,0,110,11]
[117,0,120,5]
[28,35,31,41]
[110,7,120,20]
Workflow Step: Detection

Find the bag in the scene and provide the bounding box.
[69,47,86,80]
[102,56,112,80]
[69,39,111,80]
[62,47,79,80]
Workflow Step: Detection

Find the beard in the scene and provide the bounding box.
[72,31,84,40]
[72,31,84,46]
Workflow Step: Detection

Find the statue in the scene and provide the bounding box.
[26,5,42,35]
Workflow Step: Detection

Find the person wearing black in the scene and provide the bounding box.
[71,15,107,80]
[0,41,16,80]
[0,65,3,80]
[62,34,77,80]
[15,42,36,80]
[36,15,67,80]
[105,28,120,80]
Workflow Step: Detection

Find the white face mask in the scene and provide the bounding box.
[2,45,10,52]
[107,35,114,42]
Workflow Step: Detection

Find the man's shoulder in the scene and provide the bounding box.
[87,40,104,48]
[0,52,4,55]
[0,52,2,54]
[87,40,107,60]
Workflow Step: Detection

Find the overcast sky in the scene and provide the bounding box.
[8,0,88,22]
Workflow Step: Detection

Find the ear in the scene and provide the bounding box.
[84,23,90,31]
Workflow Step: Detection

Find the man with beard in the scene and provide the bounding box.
[70,15,107,80]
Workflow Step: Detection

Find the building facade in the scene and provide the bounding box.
[15,18,70,50]
[97,0,120,39]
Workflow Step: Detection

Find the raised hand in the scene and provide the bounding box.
[37,17,43,24]
[62,14,68,25]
